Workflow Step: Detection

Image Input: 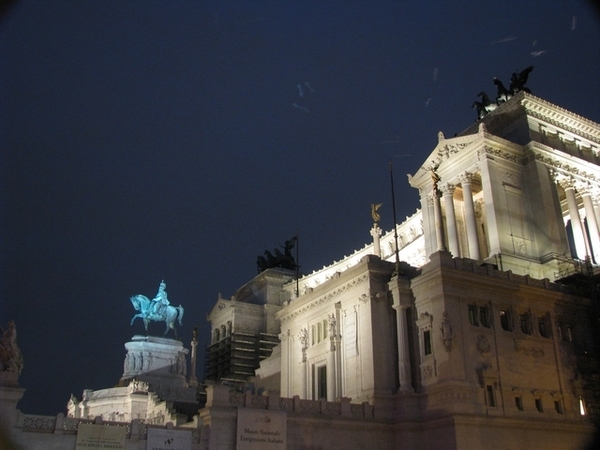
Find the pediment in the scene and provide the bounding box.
[207,298,233,319]
[409,122,528,192]
[409,130,483,189]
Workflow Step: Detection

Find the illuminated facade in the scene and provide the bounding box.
[2,92,598,449]
[208,92,599,448]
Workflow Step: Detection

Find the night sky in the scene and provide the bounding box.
[1,1,599,416]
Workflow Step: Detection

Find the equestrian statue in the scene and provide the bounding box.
[130,280,184,339]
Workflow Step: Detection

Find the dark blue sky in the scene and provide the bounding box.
[1,1,599,415]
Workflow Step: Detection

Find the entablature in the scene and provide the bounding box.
[521,95,600,145]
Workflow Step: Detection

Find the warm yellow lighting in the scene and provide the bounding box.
[579,397,586,416]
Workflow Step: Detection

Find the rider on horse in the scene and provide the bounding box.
[130,281,184,338]
[152,280,170,317]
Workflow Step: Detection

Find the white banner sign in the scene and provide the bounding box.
[237,408,286,450]
[75,423,126,450]
[146,427,192,450]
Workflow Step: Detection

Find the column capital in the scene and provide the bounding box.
[440,183,456,196]
[576,182,596,197]
[426,191,436,205]
[370,225,383,237]
[459,171,474,185]
[551,170,575,190]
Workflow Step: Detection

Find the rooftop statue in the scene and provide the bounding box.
[0,320,23,374]
[473,66,534,120]
[257,235,298,273]
[130,281,185,339]
[371,203,383,223]
[509,66,534,94]
[472,91,498,120]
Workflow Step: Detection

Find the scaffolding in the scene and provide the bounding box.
[204,332,279,383]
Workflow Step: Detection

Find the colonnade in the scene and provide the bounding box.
[553,174,600,263]
[428,171,481,260]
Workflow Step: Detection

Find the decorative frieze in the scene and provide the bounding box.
[514,339,545,357]
[441,312,453,351]
[535,151,600,185]
[280,274,369,323]
[521,97,600,144]
[478,145,521,163]
[299,328,308,362]
[422,365,434,380]
[502,172,521,188]
[476,335,491,354]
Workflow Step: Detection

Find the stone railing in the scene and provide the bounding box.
[289,209,423,295]
[214,386,374,419]
[446,254,573,293]
[16,412,200,441]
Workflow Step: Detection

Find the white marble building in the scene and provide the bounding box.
[2,92,599,449]
[207,92,600,449]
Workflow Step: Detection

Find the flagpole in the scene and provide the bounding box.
[390,160,401,274]
[295,230,299,298]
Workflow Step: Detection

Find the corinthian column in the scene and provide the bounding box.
[431,169,446,252]
[389,276,413,392]
[279,330,292,398]
[558,177,587,259]
[459,172,480,260]
[579,184,600,262]
[327,313,336,401]
[442,183,460,257]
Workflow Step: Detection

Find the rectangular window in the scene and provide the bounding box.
[468,304,478,326]
[480,306,491,328]
[500,309,511,331]
[317,365,327,400]
[555,400,563,414]
[515,396,524,411]
[535,398,543,412]
[520,313,531,335]
[423,330,432,355]
[486,385,496,407]
[313,364,327,400]
[538,317,549,338]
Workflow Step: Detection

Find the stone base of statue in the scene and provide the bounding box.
[121,335,189,388]
[68,336,198,424]
[0,371,25,430]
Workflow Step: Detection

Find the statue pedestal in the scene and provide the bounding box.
[121,336,189,388]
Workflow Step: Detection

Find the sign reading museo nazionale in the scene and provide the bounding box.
[75,423,126,450]
[236,408,287,450]
[146,427,192,450]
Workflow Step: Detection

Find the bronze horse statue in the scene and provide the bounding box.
[130,294,184,339]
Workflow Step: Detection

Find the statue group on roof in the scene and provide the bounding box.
[472,66,534,120]
[257,235,298,273]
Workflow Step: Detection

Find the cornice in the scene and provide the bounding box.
[477,143,524,164]
[278,274,369,323]
[207,297,264,320]
[520,94,600,144]
[530,142,600,185]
